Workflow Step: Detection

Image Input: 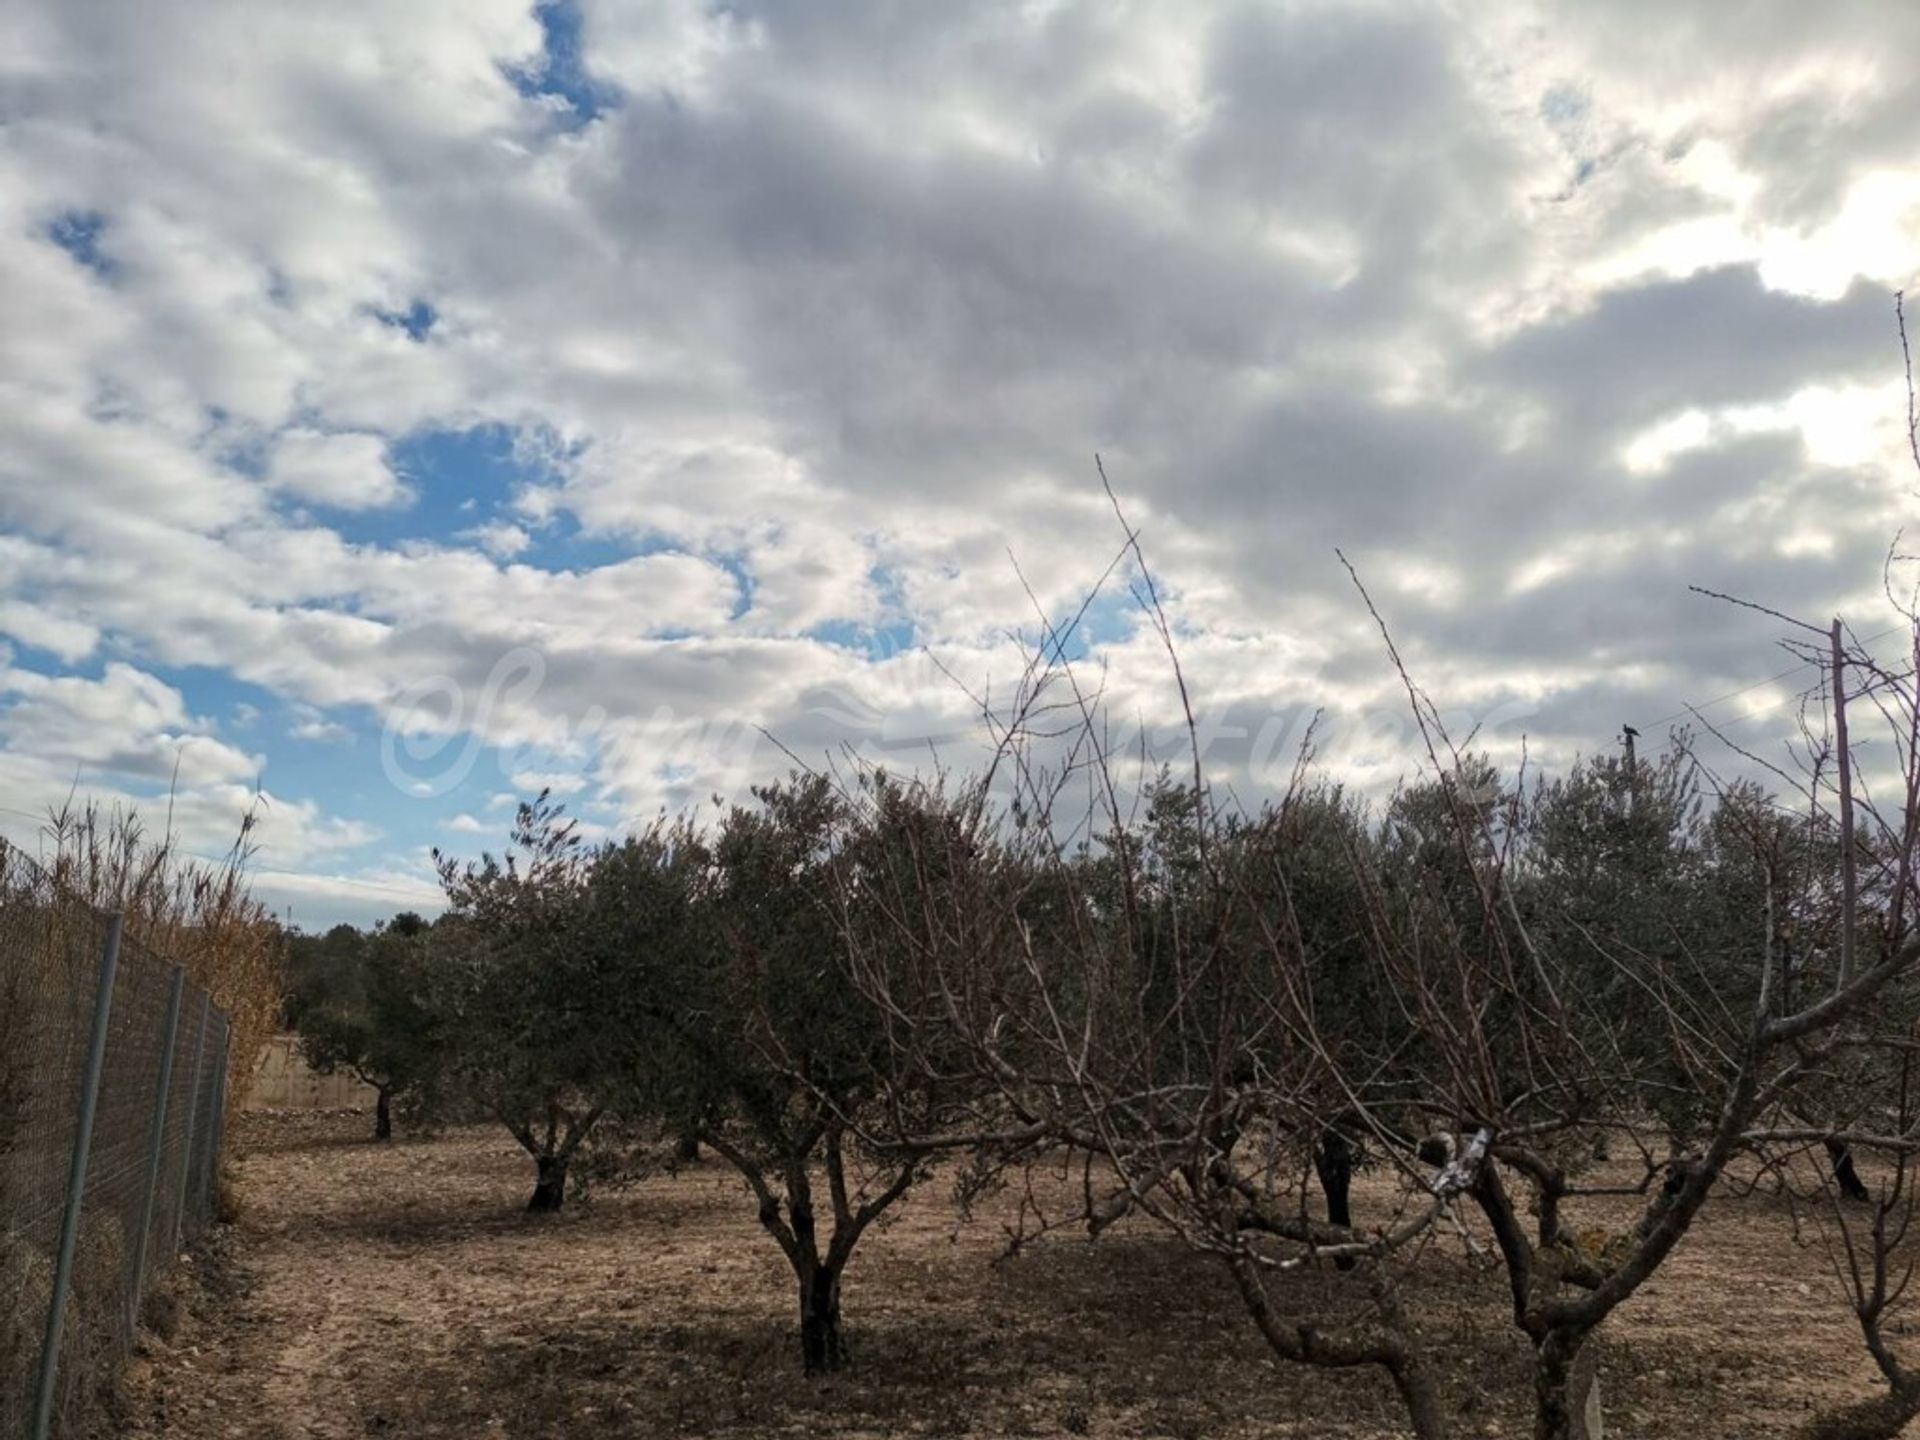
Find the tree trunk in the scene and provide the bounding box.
[1535,1329,1603,1440]
[374,1085,393,1142]
[527,1154,567,1213]
[1571,1337,1604,1440]
[1388,1357,1452,1440]
[1315,1129,1355,1270]
[1827,1138,1871,1202]
[1227,1251,1449,1439]
[798,1261,845,1375]
[1797,1379,1920,1439]
[674,1131,701,1164]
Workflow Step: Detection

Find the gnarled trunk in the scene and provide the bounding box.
[528,1154,567,1213]
[1534,1328,1603,1440]
[1226,1250,1448,1440]
[798,1260,845,1375]
[500,1102,601,1215]
[374,1085,393,1142]
[675,1131,701,1163]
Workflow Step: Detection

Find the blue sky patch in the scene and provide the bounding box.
[47,211,116,280]
[1045,588,1138,665]
[373,298,437,341]
[805,566,915,658]
[138,661,543,927]
[322,423,624,569]
[506,1,619,126]
[808,617,917,659]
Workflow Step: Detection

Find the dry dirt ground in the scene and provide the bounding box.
[116,1113,1907,1438]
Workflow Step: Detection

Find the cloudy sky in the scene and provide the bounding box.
[2,0,1917,926]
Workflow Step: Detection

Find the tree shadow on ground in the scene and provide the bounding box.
[368,1232,1510,1439]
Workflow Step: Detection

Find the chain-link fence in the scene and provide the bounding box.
[0,849,231,1440]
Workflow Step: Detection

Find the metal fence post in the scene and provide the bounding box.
[172,989,211,1251]
[202,1020,231,1222]
[127,965,187,1329]
[30,912,124,1440]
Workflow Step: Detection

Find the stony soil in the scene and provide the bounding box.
[116,1112,1899,1438]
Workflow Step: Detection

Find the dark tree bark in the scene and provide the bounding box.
[1827,1138,1872,1202]
[1315,1129,1356,1270]
[374,1084,393,1142]
[701,1113,922,1377]
[674,1131,701,1164]
[798,1259,846,1375]
[1316,1129,1354,1225]
[1533,1328,1603,1440]
[527,1154,567,1212]
[499,1102,601,1215]
[1797,1384,1920,1440]
[1226,1251,1448,1440]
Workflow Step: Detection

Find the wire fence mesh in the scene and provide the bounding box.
[0,846,231,1440]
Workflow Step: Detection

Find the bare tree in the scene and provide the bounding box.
[834,486,1920,1439]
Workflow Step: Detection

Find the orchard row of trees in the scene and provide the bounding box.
[291,779,949,1375]
[285,324,1920,1440]
[288,584,1920,1440]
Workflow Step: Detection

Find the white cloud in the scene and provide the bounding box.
[460,520,532,558]
[268,429,408,510]
[0,599,98,662]
[288,704,353,743]
[0,660,256,786]
[4,0,1920,919]
[246,864,445,931]
[505,768,588,796]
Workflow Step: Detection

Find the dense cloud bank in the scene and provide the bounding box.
[1,0,1916,921]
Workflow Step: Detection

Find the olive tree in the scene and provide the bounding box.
[291,912,440,1141]
[433,795,639,1211]
[616,773,959,1375]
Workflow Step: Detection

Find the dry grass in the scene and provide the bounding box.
[1,803,279,1440]
[27,798,284,1116]
[118,1114,1899,1439]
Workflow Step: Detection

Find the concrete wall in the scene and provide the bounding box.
[243,1032,380,1111]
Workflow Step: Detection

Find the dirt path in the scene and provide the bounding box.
[120,1113,1898,1438]
[126,1115,481,1439]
